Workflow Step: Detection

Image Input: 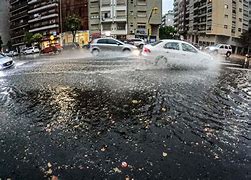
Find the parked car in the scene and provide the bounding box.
[127,38,145,49]
[205,44,232,57]
[41,46,59,54]
[0,53,14,70]
[90,37,138,56]
[4,51,19,57]
[23,47,40,55]
[141,39,214,67]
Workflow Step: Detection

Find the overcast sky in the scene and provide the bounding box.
[162,0,174,14]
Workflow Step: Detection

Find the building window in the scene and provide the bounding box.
[224,25,228,29]
[238,28,241,32]
[239,18,242,22]
[224,4,228,9]
[239,8,242,12]
[224,14,228,18]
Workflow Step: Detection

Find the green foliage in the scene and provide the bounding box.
[240,28,251,48]
[24,32,34,46]
[159,26,177,40]
[32,33,43,43]
[65,15,81,42]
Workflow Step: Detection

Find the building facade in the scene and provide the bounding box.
[89,0,101,39]
[174,0,249,53]
[88,0,162,41]
[100,0,127,40]
[61,0,88,32]
[249,0,251,28]
[162,10,174,27]
[9,0,29,49]
[0,0,10,47]
[127,0,162,41]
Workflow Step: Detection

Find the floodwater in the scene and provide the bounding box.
[0,56,250,179]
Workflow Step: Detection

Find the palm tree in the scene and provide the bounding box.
[65,15,81,43]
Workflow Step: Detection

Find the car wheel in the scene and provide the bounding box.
[139,44,144,49]
[155,56,168,65]
[226,52,231,57]
[123,49,131,54]
[92,49,100,56]
[213,50,218,55]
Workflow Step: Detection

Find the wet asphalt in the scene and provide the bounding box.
[0,51,250,180]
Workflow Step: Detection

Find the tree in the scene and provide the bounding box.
[6,41,12,51]
[32,33,42,43]
[240,28,251,54]
[24,32,34,47]
[159,26,177,40]
[32,33,43,48]
[0,36,3,52]
[65,15,81,43]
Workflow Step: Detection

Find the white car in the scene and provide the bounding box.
[142,40,214,68]
[0,53,14,70]
[23,47,40,55]
[205,44,232,57]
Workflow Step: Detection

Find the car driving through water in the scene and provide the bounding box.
[142,40,214,68]
[90,37,139,56]
[0,53,14,70]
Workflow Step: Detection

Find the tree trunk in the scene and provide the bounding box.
[72,31,76,43]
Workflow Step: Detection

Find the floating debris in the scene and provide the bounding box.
[121,161,128,168]
[162,152,168,157]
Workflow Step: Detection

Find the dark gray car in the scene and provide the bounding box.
[90,38,138,56]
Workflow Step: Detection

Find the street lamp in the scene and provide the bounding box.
[147,7,158,43]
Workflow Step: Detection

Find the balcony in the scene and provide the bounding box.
[10,3,28,13]
[28,3,58,14]
[10,22,28,30]
[29,24,59,33]
[29,14,58,23]
[10,10,28,21]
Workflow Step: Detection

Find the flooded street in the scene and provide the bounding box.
[0,56,250,179]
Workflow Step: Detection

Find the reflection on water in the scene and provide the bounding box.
[0,67,250,179]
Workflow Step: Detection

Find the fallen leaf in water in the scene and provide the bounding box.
[48,162,52,168]
[113,167,122,173]
[162,152,168,157]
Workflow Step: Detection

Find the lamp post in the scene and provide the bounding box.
[147,7,158,43]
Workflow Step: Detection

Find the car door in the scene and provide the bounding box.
[160,42,181,62]
[181,43,200,64]
[218,45,225,55]
[106,39,122,52]
[96,39,108,52]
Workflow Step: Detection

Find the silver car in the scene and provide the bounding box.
[90,38,138,56]
[0,53,14,70]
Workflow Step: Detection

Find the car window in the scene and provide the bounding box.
[97,39,107,44]
[181,43,198,53]
[225,46,229,49]
[151,41,162,46]
[220,45,224,49]
[164,42,180,50]
[107,39,119,45]
[0,53,6,58]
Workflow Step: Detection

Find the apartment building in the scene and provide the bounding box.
[89,0,101,39]
[88,0,162,41]
[162,10,174,27]
[100,0,127,40]
[174,0,249,53]
[9,0,29,49]
[0,0,10,47]
[249,0,251,28]
[61,0,88,31]
[127,0,162,42]
[28,0,60,47]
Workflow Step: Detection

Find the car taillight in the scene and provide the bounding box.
[143,47,151,53]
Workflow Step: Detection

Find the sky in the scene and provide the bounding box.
[162,0,174,15]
